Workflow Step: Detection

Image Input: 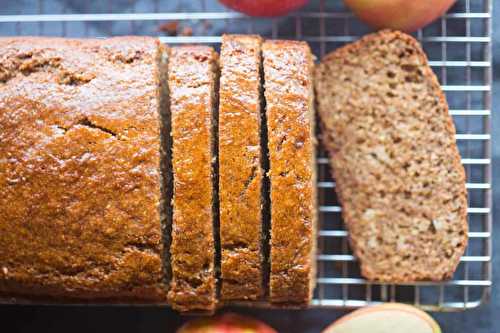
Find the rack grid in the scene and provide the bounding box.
[0,0,492,312]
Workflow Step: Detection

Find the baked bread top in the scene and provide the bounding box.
[218,34,264,301]
[263,40,317,305]
[167,45,219,312]
[0,37,167,300]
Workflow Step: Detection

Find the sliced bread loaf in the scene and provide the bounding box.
[315,30,468,281]
[263,40,317,305]
[167,46,219,311]
[218,34,265,301]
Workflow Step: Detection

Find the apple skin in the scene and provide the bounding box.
[177,313,277,333]
[322,303,441,333]
[343,0,456,32]
[219,0,310,17]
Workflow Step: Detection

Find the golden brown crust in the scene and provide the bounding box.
[315,30,468,282]
[218,35,264,301]
[167,46,218,312]
[0,37,167,301]
[263,40,316,305]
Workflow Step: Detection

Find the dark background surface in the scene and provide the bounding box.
[0,0,498,332]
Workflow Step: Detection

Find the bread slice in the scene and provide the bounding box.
[315,30,468,281]
[0,37,168,301]
[167,46,219,312]
[263,40,317,305]
[218,35,265,301]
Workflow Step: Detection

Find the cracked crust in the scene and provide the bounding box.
[0,37,168,300]
[218,35,264,301]
[263,40,316,305]
[167,46,219,312]
[315,30,468,282]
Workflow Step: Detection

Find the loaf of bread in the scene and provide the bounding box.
[167,46,219,312]
[0,37,168,301]
[263,40,317,305]
[315,30,468,281]
[1,31,466,307]
[218,35,265,301]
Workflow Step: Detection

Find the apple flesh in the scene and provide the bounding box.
[343,0,456,32]
[177,313,277,333]
[322,303,441,333]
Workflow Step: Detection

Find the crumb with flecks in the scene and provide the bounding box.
[315,30,468,283]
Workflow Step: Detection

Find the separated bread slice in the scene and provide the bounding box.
[263,40,317,305]
[0,37,168,301]
[315,30,468,282]
[218,35,265,301]
[167,46,219,312]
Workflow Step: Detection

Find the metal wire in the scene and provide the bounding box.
[0,0,492,312]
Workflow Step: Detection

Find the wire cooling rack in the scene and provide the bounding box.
[0,0,492,312]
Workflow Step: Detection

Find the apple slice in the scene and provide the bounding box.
[343,0,456,33]
[177,313,277,333]
[322,303,441,333]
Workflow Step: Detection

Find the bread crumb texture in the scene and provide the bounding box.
[315,30,468,282]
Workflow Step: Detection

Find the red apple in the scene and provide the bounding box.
[322,303,441,333]
[177,313,277,333]
[219,0,309,17]
[343,0,456,32]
